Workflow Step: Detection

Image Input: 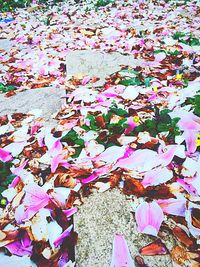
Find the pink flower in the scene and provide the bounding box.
[110,234,135,267]
[135,201,164,236]
[0,148,13,162]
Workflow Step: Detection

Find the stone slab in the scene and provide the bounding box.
[74,189,175,267]
[0,87,64,127]
[66,50,140,86]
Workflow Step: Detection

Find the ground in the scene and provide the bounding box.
[0,0,200,267]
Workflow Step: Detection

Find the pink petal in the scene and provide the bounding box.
[157,198,186,216]
[81,173,98,184]
[82,76,90,85]
[154,52,166,62]
[5,231,32,257]
[184,130,197,154]
[81,165,112,184]
[15,205,25,224]
[63,207,78,218]
[12,160,28,176]
[49,139,63,157]
[142,167,173,188]
[94,146,126,164]
[9,176,21,188]
[23,183,49,206]
[16,183,50,221]
[135,201,164,236]
[0,148,13,162]
[158,145,177,166]
[124,117,137,135]
[51,154,64,173]
[116,149,159,172]
[54,225,73,247]
[178,117,200,131]
[110,234,135,267]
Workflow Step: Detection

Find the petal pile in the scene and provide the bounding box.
[0,0,200,266]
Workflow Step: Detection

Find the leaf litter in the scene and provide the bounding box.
[0,0,200,266]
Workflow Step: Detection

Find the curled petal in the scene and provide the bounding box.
[185,202,200,238]
[139,239,168,256]
[173,226,195,248]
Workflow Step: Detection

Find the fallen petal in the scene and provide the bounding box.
[135,201,164,236]
[139,239,168,256]
[110,234,135,267]
[0,148,13,162]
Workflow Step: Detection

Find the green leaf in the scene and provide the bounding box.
[146,119,157,130]
[61,130,78,142]
[74,138,85,146]
[110,108,128,116]
[157,123,169,132]
[144,77,153,87]
[119,77,141,86]
[172,31,186,40]
[71,147,83,158]
[119,69,140,75]
[189,37,200,46]
[154,49,166,54]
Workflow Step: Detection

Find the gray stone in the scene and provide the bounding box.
[74,189,175,267]
[66,50,140,86]
[0,87,64,127]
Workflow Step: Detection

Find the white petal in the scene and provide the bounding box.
[47,221,62,249]
[121,86,139,100]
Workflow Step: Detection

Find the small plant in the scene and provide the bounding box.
[0,161,15,206]
[172,32,200,46]
[95,0,113,7]
[182,94,200,117]
[132,108,181,141]
[0,0,32,12]
[0,82,17,93]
